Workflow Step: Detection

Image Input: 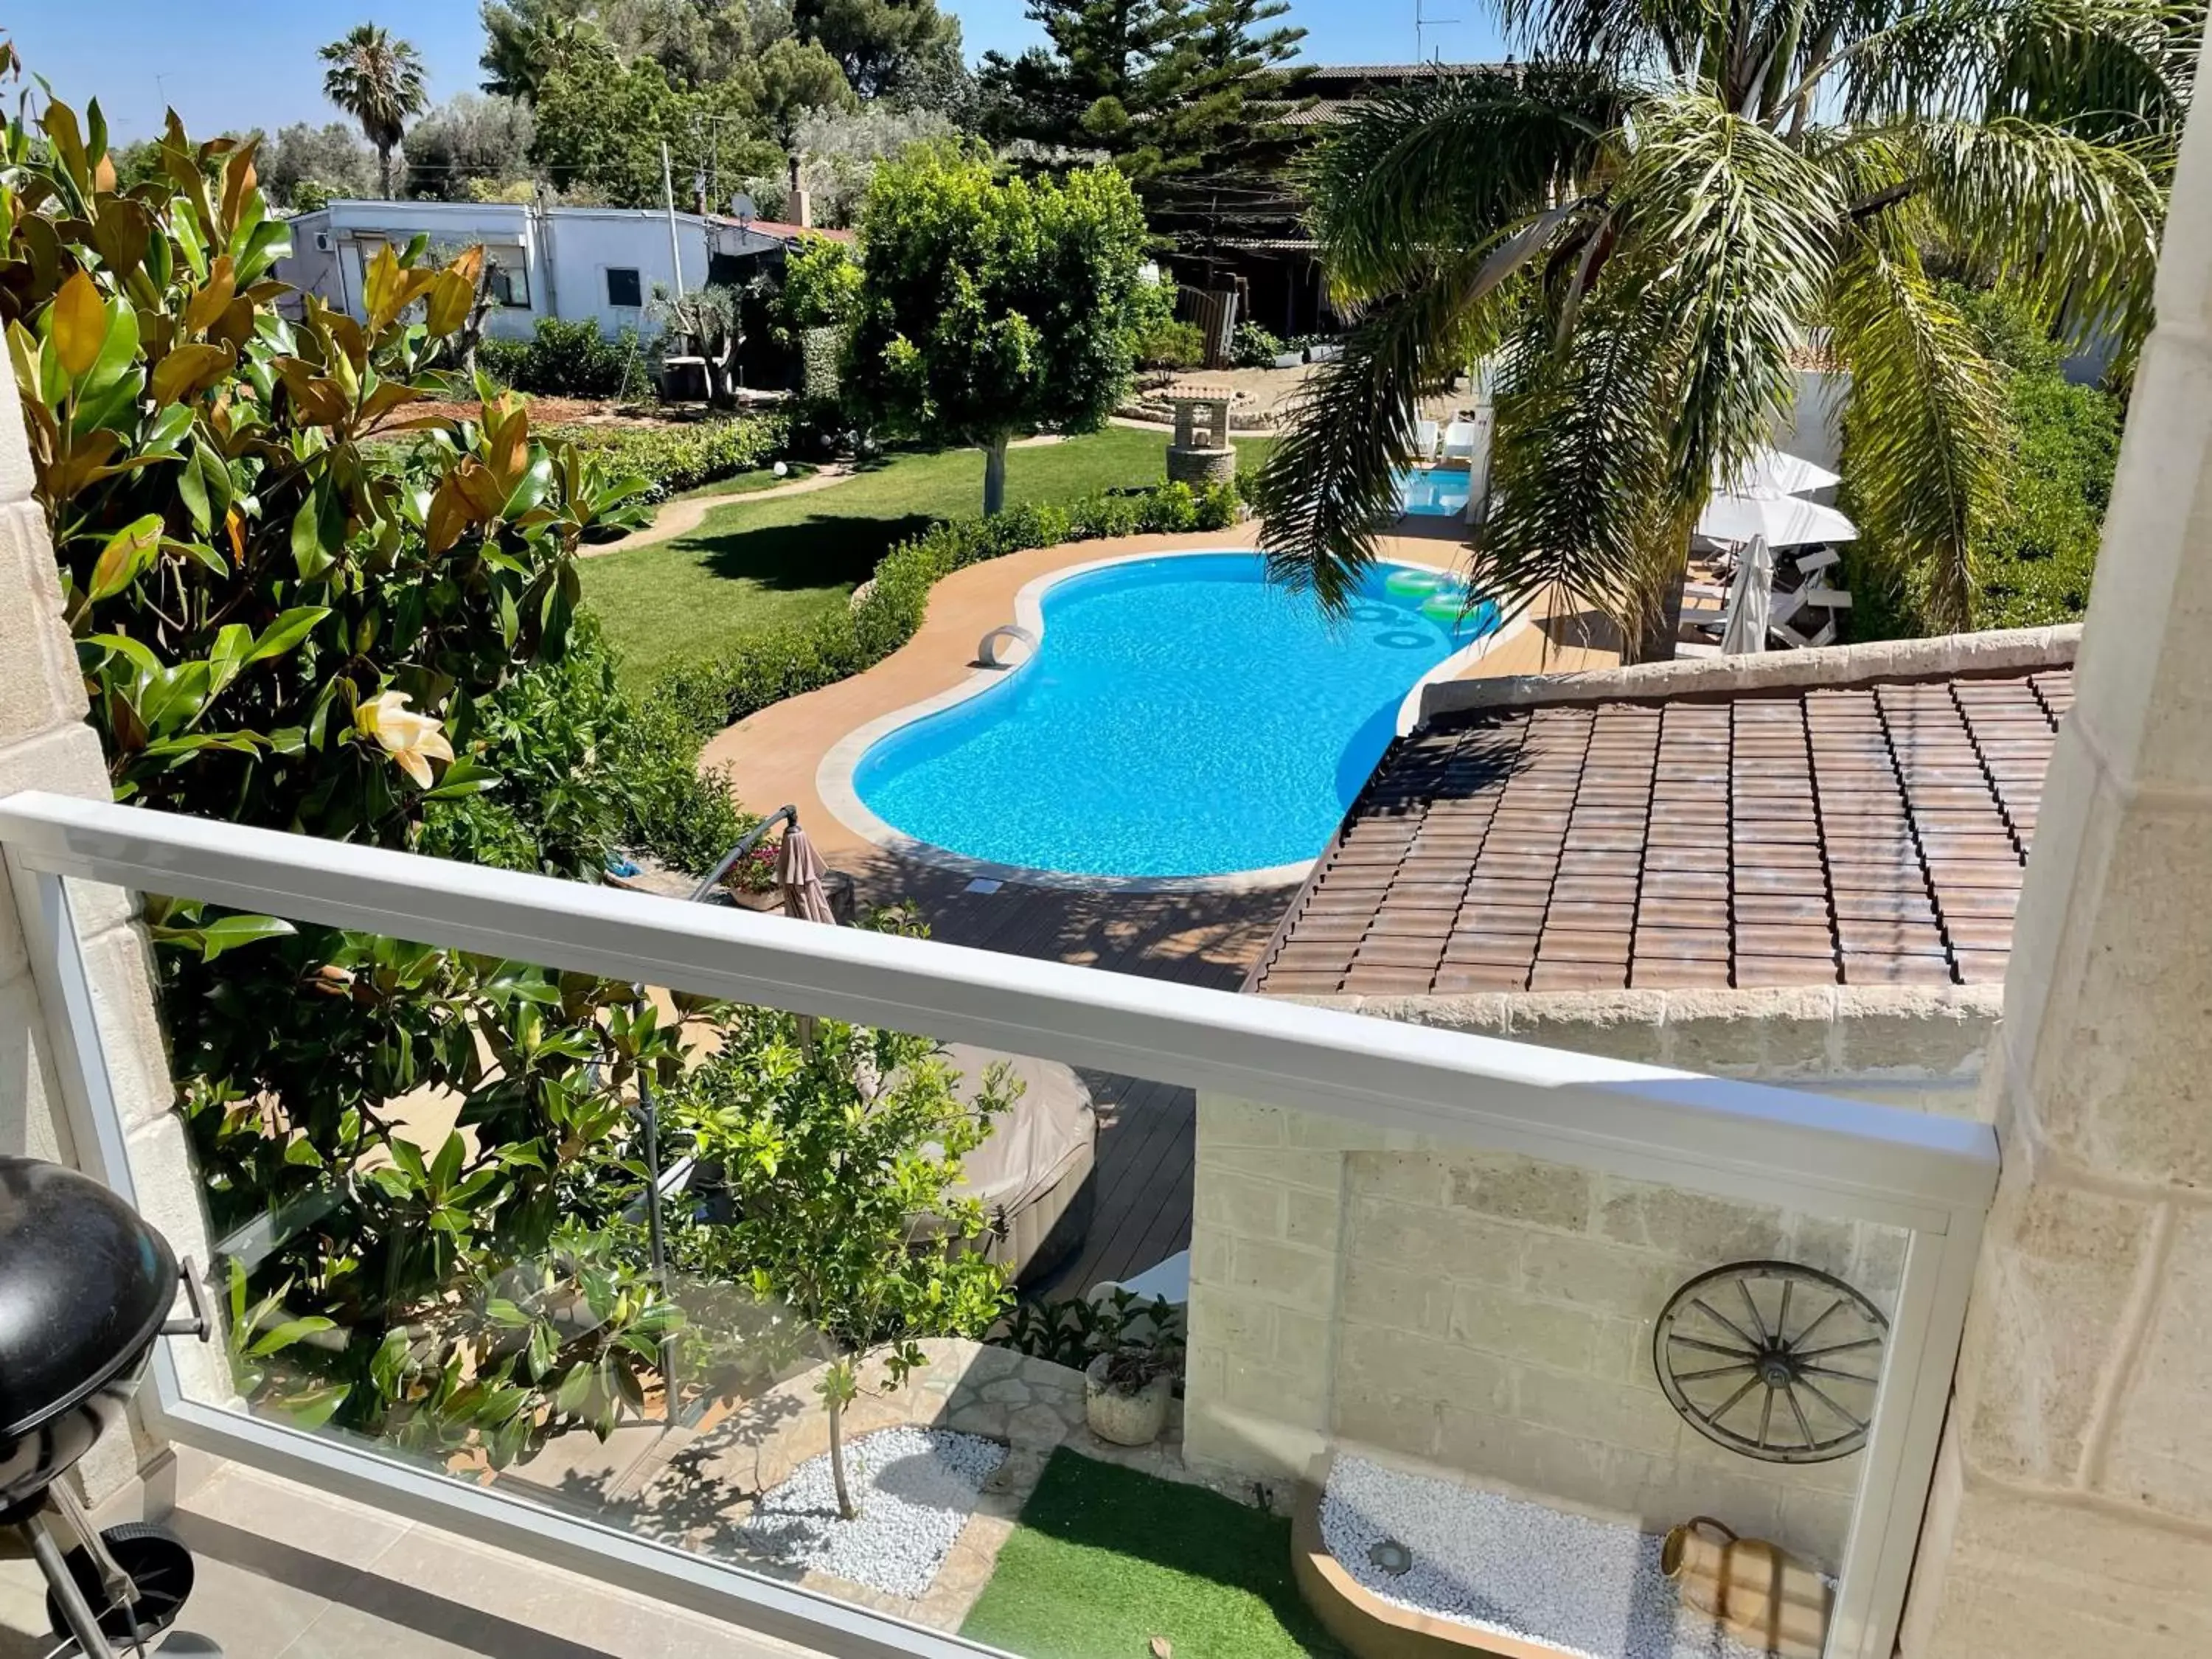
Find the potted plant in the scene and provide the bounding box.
[1084,1329,1183,1447]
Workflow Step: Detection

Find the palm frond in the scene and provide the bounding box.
[1304,67,1628,299]
[1253,255,1523,612]
[1913,114,2167,346]
[1828,237,2007,631]
[1612,94,1840,495]
[1839,0,2199,132]
[1472,289,1691,654]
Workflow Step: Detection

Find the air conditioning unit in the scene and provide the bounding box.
[313,232,334,253]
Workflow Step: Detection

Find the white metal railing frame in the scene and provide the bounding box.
[0,790,2000,1659]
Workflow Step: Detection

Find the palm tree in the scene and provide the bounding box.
[320,24,430,198]
[1255,0,2198,655]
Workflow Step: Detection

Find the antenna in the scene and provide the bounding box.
[1415,0,1461,60]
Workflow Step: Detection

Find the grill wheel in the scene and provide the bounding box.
[44,1520,196,1647]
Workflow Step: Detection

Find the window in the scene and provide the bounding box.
[605,267,643,309]
[484,247,530,309]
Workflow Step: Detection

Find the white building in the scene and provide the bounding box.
[275,199,813,340]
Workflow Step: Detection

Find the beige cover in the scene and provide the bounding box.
[915,1044,1097,1286]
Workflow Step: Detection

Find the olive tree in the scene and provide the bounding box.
[841,147,1148,514]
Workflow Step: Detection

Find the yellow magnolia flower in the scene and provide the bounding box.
[355,690,453,788]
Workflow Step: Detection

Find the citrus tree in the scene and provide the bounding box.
[841,147,1149,514]
[662,1010,1015,1519]
[1254,1,2195,653]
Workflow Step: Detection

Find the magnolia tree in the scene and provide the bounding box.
[841,147,1148,515]
[1,69,706,1463]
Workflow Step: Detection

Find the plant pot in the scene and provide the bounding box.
[1085,1354,1172,1447]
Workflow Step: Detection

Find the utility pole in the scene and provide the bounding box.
[661,139,686,300]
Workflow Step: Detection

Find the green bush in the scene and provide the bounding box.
[419,618,749,876]
[487,316,652,399]
[548,414,789,504]
[1231,321,1284,367]
[650,476,1244,737]
[1135,318,1206,370]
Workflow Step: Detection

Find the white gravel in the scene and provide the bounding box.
[1321,1454,1789,1659]
[741,1426,1006,1600]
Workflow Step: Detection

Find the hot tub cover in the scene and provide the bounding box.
[912,1046,1096,1282]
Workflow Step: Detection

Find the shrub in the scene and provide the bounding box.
[419,619,750,876]
[490,316,651,399]
[546,413,788,504]
[1135,317,1206,370]
[1231,321,1284,367]
[649,475,1245,737]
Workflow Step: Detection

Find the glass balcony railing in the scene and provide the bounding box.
[0,790,1997,1659]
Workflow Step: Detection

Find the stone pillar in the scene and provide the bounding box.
[0,355,219,1505]
[1899,29,2212,1656]
[1172,399,1197,450]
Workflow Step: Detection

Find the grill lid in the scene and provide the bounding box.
[0,1158,177,1441]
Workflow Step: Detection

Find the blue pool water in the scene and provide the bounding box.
[852,553,1497,877]
[1399,465,1472,517]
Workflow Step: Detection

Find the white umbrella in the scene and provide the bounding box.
[1697,490,1857,548]
[1717,445,1841,498]
[1719,535,1774,655]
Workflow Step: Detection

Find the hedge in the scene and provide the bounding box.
[648,478,1244,738]
[548,414,790,504]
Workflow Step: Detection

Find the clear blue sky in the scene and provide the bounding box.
[7,1,1514,142]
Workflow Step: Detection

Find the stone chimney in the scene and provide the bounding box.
[787,153,812,231]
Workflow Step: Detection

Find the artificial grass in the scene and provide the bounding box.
[959,1449,1345,1659]
[580,428,1274,690]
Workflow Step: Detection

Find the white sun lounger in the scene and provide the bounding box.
[1441,420,1478,462]
[1414,418,1441,460]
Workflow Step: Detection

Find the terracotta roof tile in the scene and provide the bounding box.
[1251,662,2063,997]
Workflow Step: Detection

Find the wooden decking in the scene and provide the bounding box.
[836,844,1293,1301]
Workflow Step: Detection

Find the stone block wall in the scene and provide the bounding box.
[1183,1095,1904,1569]
[0,363,223,1500]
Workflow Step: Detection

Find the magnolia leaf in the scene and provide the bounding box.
[248,1314,337,1357]
[247,605,330,664]
[151,341,232,406]
[184,254,236,337]
[86,513,163,603]
[50,271,108,378]
[195,912,296,960]
[276,1382,349,1430]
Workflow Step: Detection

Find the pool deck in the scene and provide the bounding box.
[698,515,1618,1299]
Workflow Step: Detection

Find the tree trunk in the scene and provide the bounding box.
[1632,571,1688,664]
[983,436,1009,517]
[828,1390,856,1521]
[378,144,393,201]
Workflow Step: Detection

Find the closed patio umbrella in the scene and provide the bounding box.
[776,824,838,925]
[1719,535,1774,655]
[1697,491,1857,548]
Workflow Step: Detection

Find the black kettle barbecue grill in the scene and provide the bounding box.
[1,1155,215,1655]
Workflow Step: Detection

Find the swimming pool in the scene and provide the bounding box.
[1399,465,1472,517]
[845,552,1497,880]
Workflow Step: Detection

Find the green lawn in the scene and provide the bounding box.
[581,428,1274,691]
[959,1450,1344,1659]
[669,464,816,501]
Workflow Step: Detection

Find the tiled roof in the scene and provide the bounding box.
[1251,667,2070,998]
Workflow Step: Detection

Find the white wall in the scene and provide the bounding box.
[274,203,780,343]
